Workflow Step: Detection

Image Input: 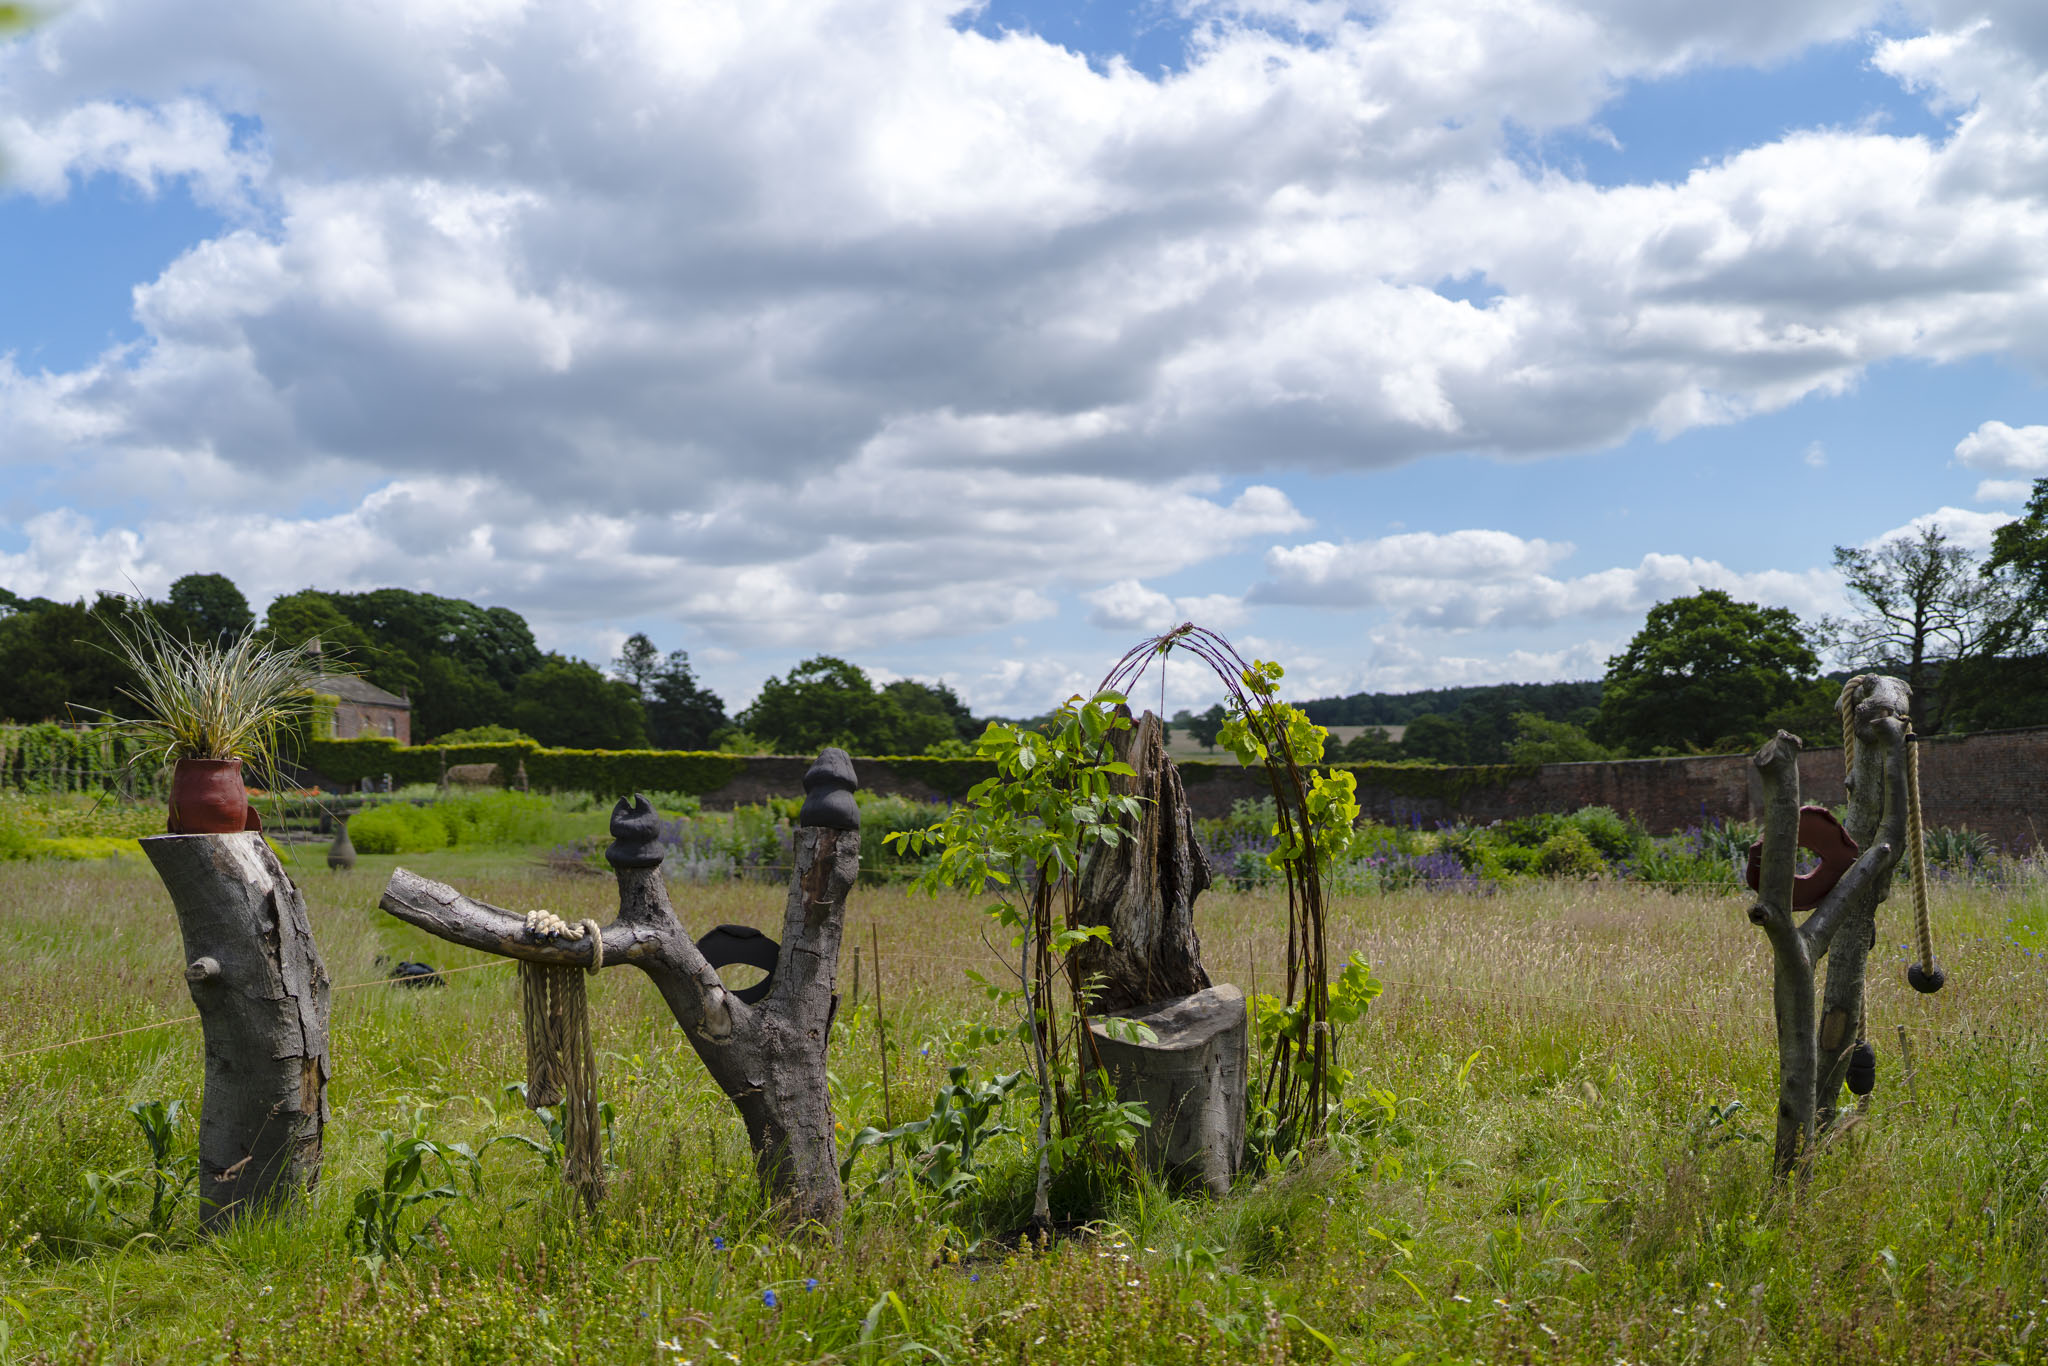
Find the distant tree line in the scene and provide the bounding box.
[0,576,983,756]
[8,477,2048,762]
[1284,479,2048,762]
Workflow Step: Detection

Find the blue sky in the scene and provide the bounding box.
[3,0,2046,717]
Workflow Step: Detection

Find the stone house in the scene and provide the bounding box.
[317,673,412,744]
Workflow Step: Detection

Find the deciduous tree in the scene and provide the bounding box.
[1596,590,1820,754]
[1813,524,2026,731]
[509,655,648,749]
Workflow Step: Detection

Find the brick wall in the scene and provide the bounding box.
[693,725,2048,851]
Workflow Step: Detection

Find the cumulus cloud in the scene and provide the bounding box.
[0,466,1303,655]
[4,0,2048,703]
[1866,505,2019,552]
[1955,420,2048,475]
[1083,579,1247,632]
[5,0,2048,499]
[1252,527,1844,628]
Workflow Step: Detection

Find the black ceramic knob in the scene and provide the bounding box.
[798,748,859,831]
[1906,961,1946,995]
[606,794,667,868]
[1846,1040,1876,1096]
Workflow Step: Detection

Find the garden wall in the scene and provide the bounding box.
[301,723,2048,850]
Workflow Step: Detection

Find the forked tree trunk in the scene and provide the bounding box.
[1749,675,1912,1180]
[379,751,860,1224]
[141,832,330,1227]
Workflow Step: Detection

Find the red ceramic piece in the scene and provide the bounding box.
[1745,804,1860,910]
[168,758,251,835]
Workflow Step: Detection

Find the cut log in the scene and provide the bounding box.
[1088,985,1247,1196]
[1071,709,1213,1014]
[141,832,330,1227]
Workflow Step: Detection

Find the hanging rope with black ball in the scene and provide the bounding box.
[1839,678,1943,996]
[1902,735,1945,994]
[519,910,606,1212]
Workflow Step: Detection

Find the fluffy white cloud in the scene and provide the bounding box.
[5,0,2048,710]
[0,467,1303,656]
[1955,420,2048,475]
[1866,505,2019,551]
[1252,528,1843,627]
[0,98,264,208]
[5,0,2048,497]
[1083,579,1247,632]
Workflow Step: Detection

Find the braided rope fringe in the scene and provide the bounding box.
[518,922,606,1211]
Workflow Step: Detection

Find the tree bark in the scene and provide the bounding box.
[1815,676,1912,1123]
[1088,985,1246,1196]
[1748,677,1912,1180]
[1071,709,1213,1014]
[379,755,860,1225]
[141,832,330,1228]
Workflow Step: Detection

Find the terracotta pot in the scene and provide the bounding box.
[168,758,262,835]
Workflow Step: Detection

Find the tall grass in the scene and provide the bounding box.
[1,856,2044,1363]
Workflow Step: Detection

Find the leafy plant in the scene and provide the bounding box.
[496,1082,616,1179]
[839,1064,1022,1199]
[887,691,1143,1225]
[74,1100,199,1235]
[1534,826,1604,878]
[96,607,327,795]
[345,1109,485,1273]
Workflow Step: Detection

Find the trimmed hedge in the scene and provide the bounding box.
[1179,758,1530,807]
[299,738,1530,811]
[301,739,749,797]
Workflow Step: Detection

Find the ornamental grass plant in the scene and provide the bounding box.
[95,605,328,795]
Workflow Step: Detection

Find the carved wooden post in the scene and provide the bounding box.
[1747,675,1912,1180]
[141,833,330,1227]
[379,750,860,1224]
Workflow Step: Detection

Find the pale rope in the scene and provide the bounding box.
[517,910,607,1211]
[1837,676,1865,785]
[1839,677,1937,979]
[1906,738,1936,976]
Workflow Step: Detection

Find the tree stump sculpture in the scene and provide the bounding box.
[1075,709,1246,1194]
[1748,675,1925,1180]
[142,832,331,1227]
[1072,709,1213,1013]
[379,750,860,1224]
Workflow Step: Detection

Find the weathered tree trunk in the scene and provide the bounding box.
[1072,709,1245,1191]
[379,751,860,1225]
[1072,709,1212,1013]
[1748,676,1911,1181]
[1088,984,1247,1196]
[141,832,330,1227]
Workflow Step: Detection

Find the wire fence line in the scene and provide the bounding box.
[8,943,1976,1067]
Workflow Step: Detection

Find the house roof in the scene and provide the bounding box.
[316,673,411,709]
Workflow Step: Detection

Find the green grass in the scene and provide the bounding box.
[1,856,2045,1364]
